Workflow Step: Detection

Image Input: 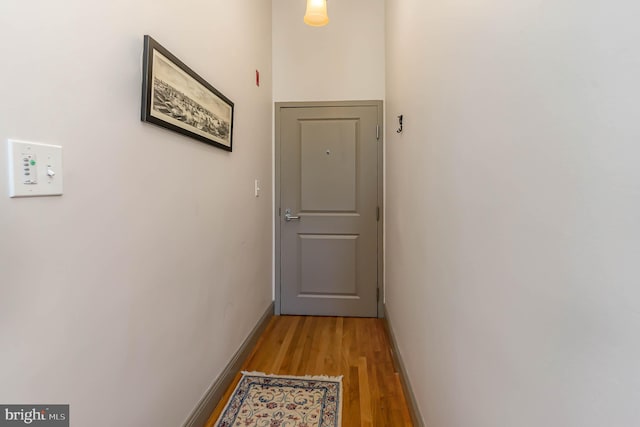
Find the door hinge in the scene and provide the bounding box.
[377,288,380,302]
[279,207,281,217]
[377,206,380,221]
[376,125,380,140]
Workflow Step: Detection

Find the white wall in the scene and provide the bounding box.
[0,1,272,426]
[385,0,640,426]
[272,0,385,101]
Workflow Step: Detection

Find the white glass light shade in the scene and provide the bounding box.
[304,0,329,27]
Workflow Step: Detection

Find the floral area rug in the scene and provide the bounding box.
[214,371,343,427]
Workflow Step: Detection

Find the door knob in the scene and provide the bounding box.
[284,208,300,222]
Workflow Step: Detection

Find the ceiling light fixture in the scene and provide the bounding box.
[304,0,329,27]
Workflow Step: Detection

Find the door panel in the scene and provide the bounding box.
[278,104,380,317]
[300,120,358,212]
[299,234,358,295]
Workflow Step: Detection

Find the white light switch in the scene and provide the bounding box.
[254,179,261,197]
[8,139,63,197]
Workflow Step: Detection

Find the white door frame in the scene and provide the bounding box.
[274,100,384,318]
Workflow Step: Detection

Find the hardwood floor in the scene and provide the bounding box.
[205,315,413,426]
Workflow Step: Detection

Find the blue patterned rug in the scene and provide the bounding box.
[214,371,343,427]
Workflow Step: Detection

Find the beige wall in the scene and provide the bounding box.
[385,0,640,426]
[0,1,272,426]
[272,0,385,101]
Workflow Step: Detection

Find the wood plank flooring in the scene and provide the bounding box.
[205,315,413,426]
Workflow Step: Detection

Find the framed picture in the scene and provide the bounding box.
[141,35,234,151]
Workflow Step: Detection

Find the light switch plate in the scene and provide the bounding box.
[8,139,63,197]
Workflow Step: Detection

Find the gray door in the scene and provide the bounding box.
[277,102,382,317]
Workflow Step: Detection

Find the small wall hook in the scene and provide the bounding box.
[396,115,403,133]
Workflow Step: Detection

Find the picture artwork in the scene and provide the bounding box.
[141,35,234,151]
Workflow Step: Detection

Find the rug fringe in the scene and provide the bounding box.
[241,371,343,382]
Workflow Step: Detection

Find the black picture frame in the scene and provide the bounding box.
[141,35,234,151]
